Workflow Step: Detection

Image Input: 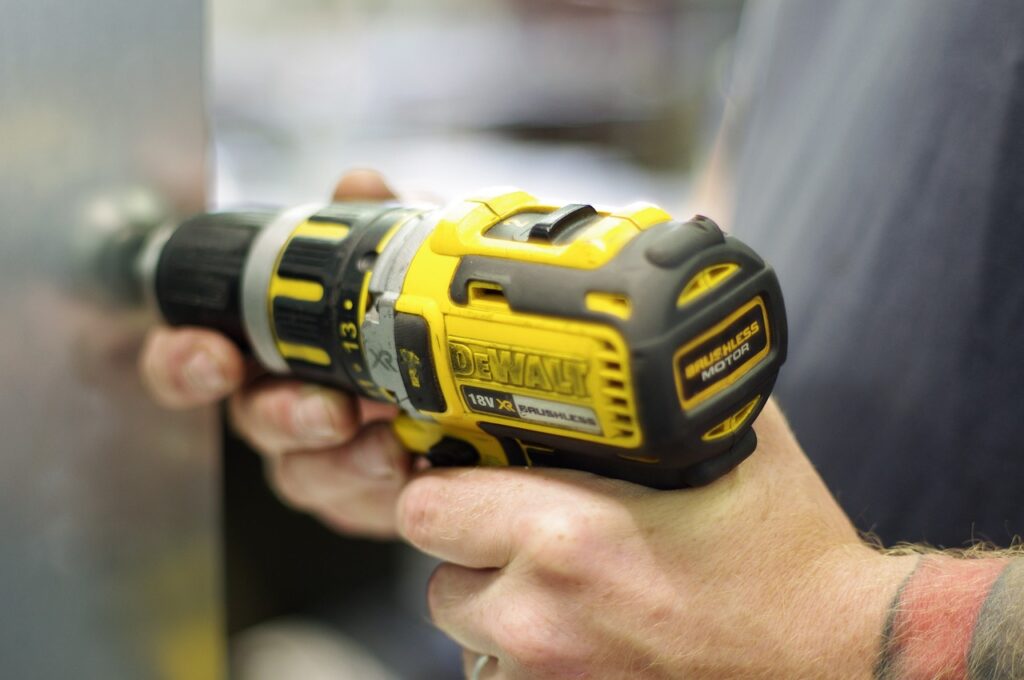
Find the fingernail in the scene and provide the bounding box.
[351,443,396,479]
[293,391,340,441]
[183,350,228,396]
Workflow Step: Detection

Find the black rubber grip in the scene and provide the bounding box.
[272,297,332,348]
[277,237,336,281]
[395,312,447,413]
[154,211,273,347]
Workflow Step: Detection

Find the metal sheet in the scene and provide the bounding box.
[0,2,222,678]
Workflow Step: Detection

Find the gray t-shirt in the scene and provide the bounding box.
[725,0,1024,547]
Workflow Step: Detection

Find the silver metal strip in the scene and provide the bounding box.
[240,202,323,373]
[361,211,439,417]
[135,219,176,313]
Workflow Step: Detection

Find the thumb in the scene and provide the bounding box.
[333,169,396,201]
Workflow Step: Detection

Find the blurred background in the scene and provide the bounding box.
[0,0,744,678]
[211,0,744,211]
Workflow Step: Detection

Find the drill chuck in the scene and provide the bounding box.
[140,188,787,488]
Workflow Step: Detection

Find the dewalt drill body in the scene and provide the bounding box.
[139,188,786,488]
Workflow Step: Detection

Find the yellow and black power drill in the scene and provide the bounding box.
[134,188,786,488]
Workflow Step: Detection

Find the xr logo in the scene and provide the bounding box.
[370,348,396,371]
[496,398,515,412]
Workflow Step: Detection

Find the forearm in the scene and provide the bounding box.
[874,554,1024,679]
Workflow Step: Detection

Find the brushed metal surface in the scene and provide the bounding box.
[0,2,222,678]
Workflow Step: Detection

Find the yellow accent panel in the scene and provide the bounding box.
[460,428,510,466]
[677,263,739,306]
[611,202,672,230]
[585,291,632,320]
[430,190,650,270]
[269,277,324,302]
[278,342,331,366]
[268,211,410,376]
[429,200,499,253]
[393,416,510,466]
[467,187,537,214]
[393,414,445,453]
[266,216,347,368]
[357,271,373,329]
[292,221,349,241]
[702,397,761,441]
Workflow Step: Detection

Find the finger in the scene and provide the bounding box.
[396,467,619,568]
[272,456,407,538]
[270,421,410,504]
[314,481,407,539]
[139,326,245,408]
[228,379,360,456]
[429,563,503,656]
[332,169,395,201]
[268,422,412,537]
[396,468,513,568]
[358,397,400,424]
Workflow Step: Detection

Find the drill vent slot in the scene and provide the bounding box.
[585,291,632,320]
[467,281,509,306]
[594,342,638,440]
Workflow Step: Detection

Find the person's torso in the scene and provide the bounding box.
[728,0,1024,547]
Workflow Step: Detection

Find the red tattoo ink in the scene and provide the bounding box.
[885,557,1008,679]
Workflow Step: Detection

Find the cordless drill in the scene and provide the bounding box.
[136,188,786,488]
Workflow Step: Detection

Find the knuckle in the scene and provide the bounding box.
[517,509,597,578]
[287,390,338,439]
[257,390,297,437]
[138,334,181,405]
[233,386,301,450]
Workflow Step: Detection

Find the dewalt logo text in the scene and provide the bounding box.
[449,341,589,398]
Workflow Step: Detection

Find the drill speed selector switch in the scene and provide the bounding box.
[141,188,787,488]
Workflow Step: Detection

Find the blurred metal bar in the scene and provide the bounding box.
[0,2,222,678]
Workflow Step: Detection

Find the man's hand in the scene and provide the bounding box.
[396,401,918,679]
[139,170,411,538]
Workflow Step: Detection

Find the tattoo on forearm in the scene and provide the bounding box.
[875,556,1024,680]
[968,559,1024,679]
